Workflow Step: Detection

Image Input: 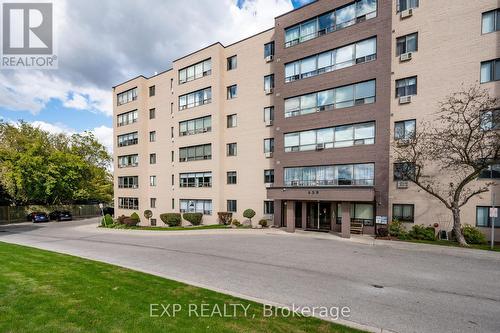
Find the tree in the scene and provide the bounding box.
[243,209,256,222]
[393,86,499,246]
[144,210,153,224]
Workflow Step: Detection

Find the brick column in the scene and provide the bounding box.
[286,201,295,233]
[341,201,351,238]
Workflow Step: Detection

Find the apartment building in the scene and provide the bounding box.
[113,0,499,237]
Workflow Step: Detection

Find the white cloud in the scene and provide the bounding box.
[30,120,74,135]
[91,125,114,152]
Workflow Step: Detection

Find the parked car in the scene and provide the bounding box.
[49,210,73,221]
[30,212,49,223]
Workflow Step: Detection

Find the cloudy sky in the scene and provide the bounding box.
[0,0,313,151]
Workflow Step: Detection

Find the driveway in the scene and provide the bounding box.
[1,218,499,333]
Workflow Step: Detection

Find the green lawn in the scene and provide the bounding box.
[0,242,363,333]
[102,224,252,231]
[404,239,500,252]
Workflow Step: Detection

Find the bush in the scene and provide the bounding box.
[377,227,388,237]
[461,224,487,244]
[101,214,114,227]
[408,225,436,241]
[217,212,233,225]
[389,219,404,237]
[183,213,203,226]
[130,212,141,222]
[123,217,139,226]
[160,213,182,227]
[258,219,268,228]
[243,209,256,221]
[117,215,128,224]
[232,219,241,227]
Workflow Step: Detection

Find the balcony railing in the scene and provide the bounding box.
[179,127,212,136]
[285,179,374,187]
[179,182,212,188]
[179,98,211,111]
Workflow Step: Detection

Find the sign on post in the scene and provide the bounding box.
[490,207,498,218]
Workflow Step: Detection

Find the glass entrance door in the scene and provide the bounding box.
[306,202,331,231]
[319,202,331,230]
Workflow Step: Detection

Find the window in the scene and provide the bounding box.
[264,42,275,58]
[394,162,415,181]
[397,0,419,12]
[477,206,500,227]
[150,218,157,226]
[264,201,275,215]
[482,9,500,34]
[179,87,212,110]
[179,116,212,136]
[171,127,174,138]
[149,85,155,97]
[264,138,274,153]
[150,198,157,209]
[264,169,274,183]
[284,37,376,82]
[117,132,138,147]
[149,131,156,142]
[396,33,418,55]
[284,0,377,48]
[227,114,237,128]
[150,153,156,165]
[171,151,174,162]
[284,80,375,118]
[227,200,237,212]
[395,76,417,97]
[180,172,212,187]
[118,176,138,189]
[393,204,414,222]
[172,198,175,210]
[226,143,237,156]
[150,176,157,187]
[284,122,375,151]
[149,108,156,119]
[227,85,237,99]
[118,154,138,168]
[179,59,211,84]
[264,107,274,124]
[117,110,138,127]
[480,59,500,83]
[117,87,137,106]
[227,171,237,184]
[227,55,237,70]
[179,144,212,162]
[284,163,374,187]
[394,120,416,140]
[481,109,500,130]
[118,197,138,210]
[264,75,274,93]
[180,199,212,215]
[172,174,174,185]
[479,165,500,179]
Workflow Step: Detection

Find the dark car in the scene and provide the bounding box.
[30,212,49,223]
[49,210,73,221]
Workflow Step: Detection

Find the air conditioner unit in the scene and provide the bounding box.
[265,55,274,63]
[400,8,413,19]
[265,183,273,188]
[265,119,273,126]
[396,180,409,189]
[400,52,412,62]
[265,152,273,158]
[399,95,412,104]
[315,143,325,150]
[265,88,274,95]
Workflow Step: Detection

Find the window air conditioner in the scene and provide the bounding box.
[265,55,274,63]
[265,152,273,158]
[400,8,413,19]
[265,119,273,126]
[265,88,274,95]
[400,52,412,62]
[399,95,412,104]
[396,180,409,189]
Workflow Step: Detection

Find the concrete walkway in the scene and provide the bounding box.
[1,218,499,333]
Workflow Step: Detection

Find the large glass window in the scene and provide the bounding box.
[117,110,138,127]
[180,172,212,188]
[179,116,211,136]
[482,9,500,34]
[284,163,374,187]
[180,199,212,215]
[179,144,212,162]
[117,132,138,147]
[480,59,500,83]
[396,33,418,55]
[118,154,138,168]
[179,59,211,84]
[179,87,211,110]
[476,206,500,227]
[394,162,416,181]
[479,164,500,179]
[118,197,139,210]
[394,120,416,140]
[393,204,414,222]
[118,176,139,189]
[396,76,417,97]
[284,0,377,48]
[284,37,376,82]
[117,87,137,106]
[284,80,375,118]
[284,122,375,151]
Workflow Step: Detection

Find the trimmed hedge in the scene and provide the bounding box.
[160,213,181,227]
[217,212,233,225]
[258,219,268,227]
[243,209,256,220]
[183,213,203,226]
[144,210,153,220]
[130,212,141,222]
